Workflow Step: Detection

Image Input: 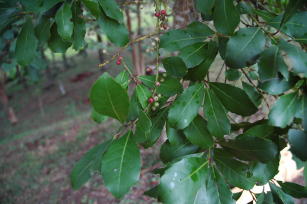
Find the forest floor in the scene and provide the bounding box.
[0,53,160,204]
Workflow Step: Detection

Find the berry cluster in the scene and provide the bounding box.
[154,9,168,30]
[148,93,162,111]
[116,56,123,65]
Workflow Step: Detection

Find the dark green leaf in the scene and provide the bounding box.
[185,41,218,81]
[81,0,101,17]
[98,0,123,23]
[160,141,198,163]
[89,73,129,123]
[35,16,52,44]
[166,124,186,146]
[72,2,86,50]
[242,82,262,107]
[269,182,294,204]
[210,82,258,116]
[251,159,279,185]
[135,84,151,109]
[127,91,141,121]
[280,0,304,28]
[162,56,187,78]
[225,69,242,81]
[244,124,275,138]
[168,83,204,129]
[204,88,230,138]
[288,129,307,161]
[225,27,266,69]
[55,3,73,41]
[269,92,300,128]
[195,0,215,19]
[183,115,214,149]
[101,132,140,198]
[157,77,183,97]
[48,24,71,53]
[278,181,307,198]
[71,140,112,189]
[213,0,240,35]
[134,111,152,144]
[179,42,208,68]
[259,76,295,95]
[256,192,275,204]
[221,135,278,163]
[91,109,107,124]
[15,19,38,66]
[115,70,130,89]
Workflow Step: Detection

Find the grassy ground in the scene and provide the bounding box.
[0,53,160,204]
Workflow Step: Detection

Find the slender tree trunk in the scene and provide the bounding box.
[97,33,105,64]
[125,7,141,75]
[137,3,144,75]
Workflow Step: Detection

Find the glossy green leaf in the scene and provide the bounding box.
[278,40,307,77]
[278,181,307,198]
[225,28,266,68]
[159,157,209,204]
[134,111,152,143]
[71,140,112,189]
[168,83,204,129]
[195,0,215,19]
[135,84,151,109]
[221,135,278,163]
[210,82,258,116]
[91,109,107,124]
[186,22,215,39]
[48,24,71,53]
[242,82,262,107]
[269,92,300,128]
[101,132,140,198]
[258,46,288,81]
[98,0,123,23]
[166,124,186,146]
[204,88,230,138]
[115,70,130,89]
[225,69,242,81]
[251,159,279,185]
[89,73,129,123]
[55,3,73,41]
[179,42,207,68]
[157,77,183,97]
[185,41,218,81]
[72,2,86,50]
[280,0,304,28]
[15,19,38,66]
[81,0,101,17]
[244,124,275,138]
[288,129,307,161]
[213,0,240,35]
[160,141,198,163]
[183,115,213,149]
[35,17,52,44]
[215,151,256,190]
[256,192,275,204]
[162,56,187,78]
[98,12,129,47]
[127,91,141,121]
[269,182,294,204]
[259,76,295,95]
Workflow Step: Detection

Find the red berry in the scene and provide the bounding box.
[155,81,161,86]
[116,60,121,65]
[162,24,168,30]
[161,10,166,15]
[148,97,155,104]
[154,12,160,17]
[118,56,123,61]
[146,67,153,75]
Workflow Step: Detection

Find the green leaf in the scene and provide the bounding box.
[278,181,307,198]
[15,19,38,66]
[183,115,214,149]
[278,40,307,77]
[288,129,307,161]
[98,0,123,23]
[135,84,151,109]
[269,92,300,128]
[215,151,256,190]
[158,157,209,204]
[134,111,152,144]
[225,69,242,81]
[195,0,215,19]
[115,70,130,89]
[221,135,278,163]
[242,82,262,107]
[101,132,140,198]
[269,182,294,204]
[55,3,73,41]
[166,124,186,146]
[89,73,129,123]
[185,41,218,81]
[210,82,258,116]
[91,109,107,124]
[213,0,240,35]
[160,141,198,163]
[160,22,214,52]
[259,76,295,95]
[244,124,275,138]
[48,24,71,53]
[35,16,52,44]
[98,12,129,47]
[251,159,279,185]
[258,46,288,81]
[179,42,208,68]
[157,77,183,97]
[127,91,141,121]
[225,27,266,69]
[81,0,101,17]
[72,2,86,50]
[204,88,230,138]
[280,0,304,28]
[168,83,204,129]
[70,140,112,189]
[256,192,275,204]
[162,56,187,78]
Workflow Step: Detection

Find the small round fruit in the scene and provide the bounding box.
[160,10,166,15]
[154,102,159,107]
[155,81,161,86]
[157,93,162,98]
[154,12,160,17]
[118,56,123,61]
[146,67,153,75]
[116,60,121,65]
[162,73,167,77]
[152,107,156,111]
[160,78,165,82]
[148,97,155,104]
[154,96,159,101]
